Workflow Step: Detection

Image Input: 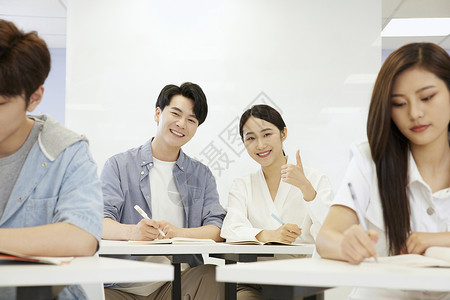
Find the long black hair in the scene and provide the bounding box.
[367,42,450,255]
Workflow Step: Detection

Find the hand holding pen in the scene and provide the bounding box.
[134,205,166,237]
[270,213,302,244]
[344,183,379,264]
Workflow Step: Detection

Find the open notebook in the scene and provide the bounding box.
[366,246,450,268]
[0,248,73,265]
[225,240,307,246]
[128,237,216,245]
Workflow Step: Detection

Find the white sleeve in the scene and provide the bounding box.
[332,142,373,217]
[302,170,334,241]
[220,178,262,242]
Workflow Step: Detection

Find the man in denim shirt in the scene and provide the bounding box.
[0,20,103,299]
[102,82,226,300]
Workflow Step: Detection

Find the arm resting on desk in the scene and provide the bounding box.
[256,225,302,244]
[0,222,97,256]
[158,222,223,242]
[102,217,161,241]
[406,232,450,255]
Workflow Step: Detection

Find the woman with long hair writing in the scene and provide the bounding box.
[316,43,450,299]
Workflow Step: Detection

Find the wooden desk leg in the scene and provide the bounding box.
[172,262,182,300]
[225,259,237,300]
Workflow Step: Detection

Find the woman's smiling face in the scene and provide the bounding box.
[242,116,286,167]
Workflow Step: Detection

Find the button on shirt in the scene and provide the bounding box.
[408,151,450,233]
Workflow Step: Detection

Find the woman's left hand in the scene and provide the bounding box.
[406,232,448,254]
[281,149,316,201]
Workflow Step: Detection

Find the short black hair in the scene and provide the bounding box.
[155,82,208,125]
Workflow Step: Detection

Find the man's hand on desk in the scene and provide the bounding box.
[157,220,181,239]
[130,219,162,241]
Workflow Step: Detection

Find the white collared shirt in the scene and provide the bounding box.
[332,140,450,257]
[332,140,450,299]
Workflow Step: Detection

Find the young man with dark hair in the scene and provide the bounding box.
[0,19,103,299]
[102,82,226,299]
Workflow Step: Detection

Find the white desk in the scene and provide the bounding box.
[216,257,450,299]
[99,240,314,256]
[210,243,314,300]
[0,256,173,300]
[100,240,235,255]
[99,240,314,300]
[0,256,173,287]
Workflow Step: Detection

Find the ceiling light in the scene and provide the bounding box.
[381,18,450,37]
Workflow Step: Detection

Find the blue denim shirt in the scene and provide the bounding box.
[0,115,103,300]
[101,139,226,266]
[0,115,103,240]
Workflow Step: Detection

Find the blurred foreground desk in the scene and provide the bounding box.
[100,240,314,300]
[100,240,235,300]
[0,256,173,299]
[210,243,314,300]
[216,257,450,300]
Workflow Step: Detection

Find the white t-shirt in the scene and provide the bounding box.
[150,157,183,227]
[332,141,450,299]
[112,157,186,296]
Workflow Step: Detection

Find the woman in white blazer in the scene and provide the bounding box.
[316,42,450,299]
[220,104,333,299]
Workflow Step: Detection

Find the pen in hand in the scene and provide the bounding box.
[271,213,285,225]
[134,205,166,238]
[347,182,377,262]
[271,213,303,240]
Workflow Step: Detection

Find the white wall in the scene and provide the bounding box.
[66,0,381,206]
[34,48,66,125]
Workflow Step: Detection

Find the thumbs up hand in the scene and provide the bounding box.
[281,149,317,201]
[295,149,304,169]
